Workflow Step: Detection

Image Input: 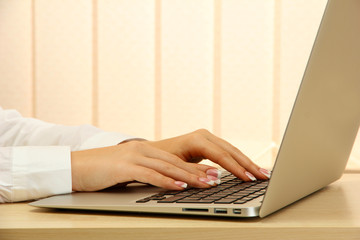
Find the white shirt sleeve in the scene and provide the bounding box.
[0,107,135,203]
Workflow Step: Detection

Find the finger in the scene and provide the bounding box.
[184,162,223,183]
[137,157,216,188]
[122,141,220,187]
[130,165,187,190]
[209,135,268,180]
[188,163,222,178]
[141,139,223,182]
[197,130,268,180]
[188,136,256,181]
[138,143,209,179]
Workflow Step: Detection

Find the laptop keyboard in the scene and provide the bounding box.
[136,171,268,204]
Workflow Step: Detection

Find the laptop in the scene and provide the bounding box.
[30,0,360,218]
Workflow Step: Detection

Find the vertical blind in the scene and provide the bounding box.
[0,0,359,170]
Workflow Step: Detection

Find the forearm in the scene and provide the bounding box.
[0,107,136,202]
[0,107,135,151]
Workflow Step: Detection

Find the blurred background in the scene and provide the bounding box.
[0,0,359,171]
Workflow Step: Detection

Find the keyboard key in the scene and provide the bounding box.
[177,198,215,203]
[163,191,181,195]
[241,197,254,201]
[214,198,237,204]
[136,198,151,203]
[201,196,222,201]
[157,196,186,203]
[233,200,247,204]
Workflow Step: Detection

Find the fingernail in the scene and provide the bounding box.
[245,171,257,181]
[207,175,221,185]
[206,169,222,179]
[259,168,271,178]
[174,181,188,189]
[199,177,216,186]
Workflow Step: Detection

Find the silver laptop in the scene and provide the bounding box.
[30,0,360,218]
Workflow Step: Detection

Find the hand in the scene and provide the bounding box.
[71,129,270,192]
[145,129,270,181]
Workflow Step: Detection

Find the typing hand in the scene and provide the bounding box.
[145,129,270,182]
[71,129,270,192]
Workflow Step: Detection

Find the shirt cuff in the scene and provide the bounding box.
[11,146,72,202]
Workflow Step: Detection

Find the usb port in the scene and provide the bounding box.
[233,209,242,214]
[214,208,228,214]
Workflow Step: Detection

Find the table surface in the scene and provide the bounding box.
[1,173,360,240]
